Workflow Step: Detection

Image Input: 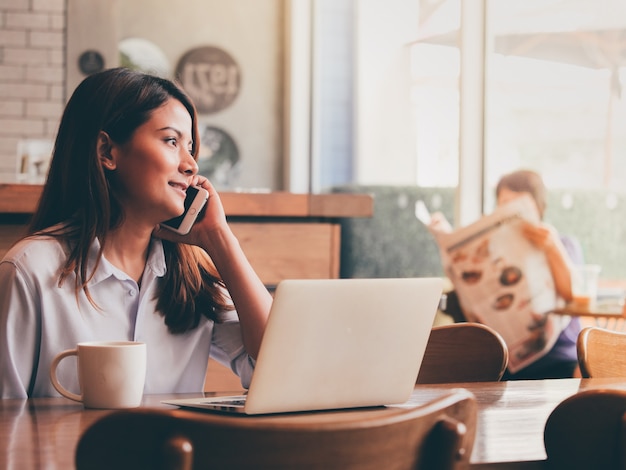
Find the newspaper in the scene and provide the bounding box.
[422,195,568,373]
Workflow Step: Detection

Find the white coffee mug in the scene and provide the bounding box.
[50,341,147,409]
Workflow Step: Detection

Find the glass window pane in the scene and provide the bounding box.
[411,44,460,188]
[411,0,461,189]
[484,0,626,282]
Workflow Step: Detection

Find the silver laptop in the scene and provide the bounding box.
[163,277,443,415]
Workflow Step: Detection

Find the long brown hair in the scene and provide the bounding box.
[29,67,232,333]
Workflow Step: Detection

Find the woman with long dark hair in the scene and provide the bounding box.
[0,68,272,397]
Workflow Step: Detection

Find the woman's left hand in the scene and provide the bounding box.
[153,178,272,359]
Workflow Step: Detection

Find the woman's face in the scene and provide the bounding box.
[108,98,198,227]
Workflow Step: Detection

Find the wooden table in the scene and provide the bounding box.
[415,378,626,469]
[552,302,626,331]
[3,378,626,469]
[552,303,625,318]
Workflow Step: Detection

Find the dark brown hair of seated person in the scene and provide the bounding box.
[495,169,547,220]
[26,67,233,334]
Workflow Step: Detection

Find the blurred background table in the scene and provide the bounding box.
[552,299,626,331]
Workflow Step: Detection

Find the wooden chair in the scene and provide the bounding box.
[417,322,509,384]
[577,326,626,377]
[544,388,626,469]
[75,388,477,470]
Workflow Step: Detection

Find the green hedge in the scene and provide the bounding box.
[333,186,626,281]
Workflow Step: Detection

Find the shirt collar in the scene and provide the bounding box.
[86,237,167,287]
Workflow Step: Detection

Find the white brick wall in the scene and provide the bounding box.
[0,0,65,181]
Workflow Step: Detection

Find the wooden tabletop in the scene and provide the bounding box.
[414,378,626,468]
[552,302,626,319]
[2,378,626,469]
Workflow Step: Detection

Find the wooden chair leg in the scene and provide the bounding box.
[163,435,193,470]
[420,417,468,470]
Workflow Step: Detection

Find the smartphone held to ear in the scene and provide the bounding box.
[161,186,209,235]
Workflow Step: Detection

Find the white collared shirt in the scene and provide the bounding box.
[0,235,254,398]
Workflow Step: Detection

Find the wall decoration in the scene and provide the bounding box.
[198,125,240,188]
[175,46,241,114]
[78,50,105,75]
[119,37,170,77]
[16,139,54,184]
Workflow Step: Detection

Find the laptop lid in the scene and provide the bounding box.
[164,277,443,415]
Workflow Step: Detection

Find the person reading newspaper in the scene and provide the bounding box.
[427,170,583,380]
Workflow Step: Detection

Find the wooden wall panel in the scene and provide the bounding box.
[230,222,340,286]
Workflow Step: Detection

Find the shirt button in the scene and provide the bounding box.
[129,289,136,297]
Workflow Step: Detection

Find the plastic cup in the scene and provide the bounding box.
[570,264,601,310]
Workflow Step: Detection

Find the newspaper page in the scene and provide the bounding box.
[426,194,568,373]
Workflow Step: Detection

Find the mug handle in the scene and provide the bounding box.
[49,349,82,403]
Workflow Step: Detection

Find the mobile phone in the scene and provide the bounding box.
[161,186,209,235]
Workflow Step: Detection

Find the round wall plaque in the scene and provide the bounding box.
[175,46,241,114]
[78,50,105,75]
[197,125,240,187]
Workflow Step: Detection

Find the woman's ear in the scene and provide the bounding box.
[97,131,116,170]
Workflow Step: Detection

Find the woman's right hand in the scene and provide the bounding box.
[153,178,230,256]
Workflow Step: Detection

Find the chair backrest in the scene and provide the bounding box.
[577,326,626,377]
[544,388,626,469]
[417,323,509,384]
[76,388,477,470]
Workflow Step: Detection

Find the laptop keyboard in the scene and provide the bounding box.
[203,396,247,406]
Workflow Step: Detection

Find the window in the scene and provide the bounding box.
[408,0,626,281]
[483,0,626,280]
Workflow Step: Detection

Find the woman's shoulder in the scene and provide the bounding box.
[1,233,67,268]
